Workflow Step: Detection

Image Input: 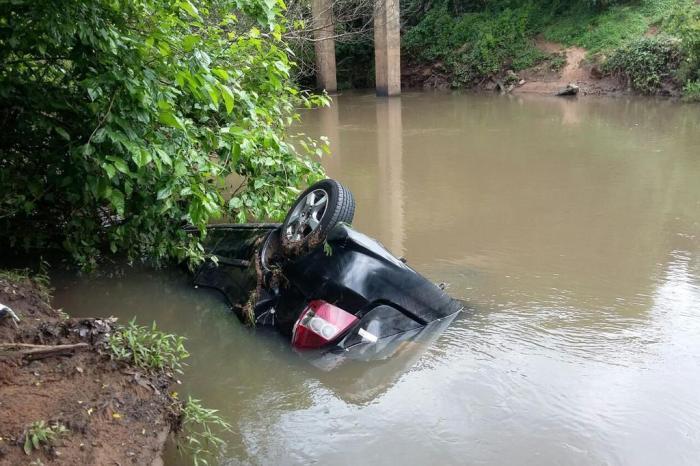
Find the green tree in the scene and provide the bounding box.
[0,0,327,268]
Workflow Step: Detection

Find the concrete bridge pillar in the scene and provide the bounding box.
[374,0,401,96]
[311,0,337,93]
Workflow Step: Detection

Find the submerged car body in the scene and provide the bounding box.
[193,222,462,360]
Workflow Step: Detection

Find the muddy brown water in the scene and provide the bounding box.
[52,92,700,465]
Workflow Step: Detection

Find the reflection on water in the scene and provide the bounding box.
[53,92,700,465]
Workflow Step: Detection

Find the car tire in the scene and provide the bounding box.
[280,179,355,255]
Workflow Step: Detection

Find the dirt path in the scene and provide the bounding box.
[0,275,174,465]
[513,39,622,96]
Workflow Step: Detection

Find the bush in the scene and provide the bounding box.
[403,5,544,85]
[665,3,700,83]
[603,35,683,93]
[683,79,700,101]
[0,0,327,269]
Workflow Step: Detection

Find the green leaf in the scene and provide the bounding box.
[205,84,219,107]
[104,163,116,179]
[156,148,172,166]
[159,111,186,131]
[174,160,187,176]
[135,149,152,168]
[109,189,125,216]
[183,34,200,52]
[55,127,70,140]
[220,85,234,114]
[179,1,200,19]
[212,68,229,80]
[107,156,130,174]
[157,186,172,200]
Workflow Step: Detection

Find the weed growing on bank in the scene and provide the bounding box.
[178,397,232,466]
[22,421,68,456]
[108,321,232,465]
[108,319,189,374]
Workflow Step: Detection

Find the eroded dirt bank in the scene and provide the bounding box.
[403,39,629,97]
[0,274,175,465]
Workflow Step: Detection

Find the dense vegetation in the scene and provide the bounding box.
[334,0,700,98]
[0,0,328,268]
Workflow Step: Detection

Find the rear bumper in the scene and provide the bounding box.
[302,311,461,370]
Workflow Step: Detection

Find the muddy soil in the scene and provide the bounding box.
[0,275,175,465]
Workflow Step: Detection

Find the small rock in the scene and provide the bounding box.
[556,83,579,96]
[518,79,526,85]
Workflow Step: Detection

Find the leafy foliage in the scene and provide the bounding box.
[108,319,190,373]
[178,396,232,466]
[403,4,546,86]
[682,79,700,101]
[0,0,328,269]
[664,2,700,87]
[603,36,682,93]
[23,421,68,455]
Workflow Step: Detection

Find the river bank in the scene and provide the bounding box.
[0,272,175,465]
[374,0,700,100]
[402,39,629,97]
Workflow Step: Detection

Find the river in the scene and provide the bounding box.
[53,92,700,465]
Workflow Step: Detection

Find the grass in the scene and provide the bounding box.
[23,421,68,455]
[541,0,696,53]
[0,261,52,302]
[107,320,230,466]
[107,319,190,374]
[178,397,232,466]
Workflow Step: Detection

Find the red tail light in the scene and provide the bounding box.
[292,300,358,349]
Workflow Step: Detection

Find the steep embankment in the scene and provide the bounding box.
[0,274,175,465]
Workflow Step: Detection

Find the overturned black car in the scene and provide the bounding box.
[192,179,461,360]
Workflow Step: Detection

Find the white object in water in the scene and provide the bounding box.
[358,327,378,343]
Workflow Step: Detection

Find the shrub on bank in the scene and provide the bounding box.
[682,80,700,101]
[665,3,700,97]
[403,5,545,86]
[603,36,683,93]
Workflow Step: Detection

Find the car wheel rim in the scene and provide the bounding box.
[285,189,328,242]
